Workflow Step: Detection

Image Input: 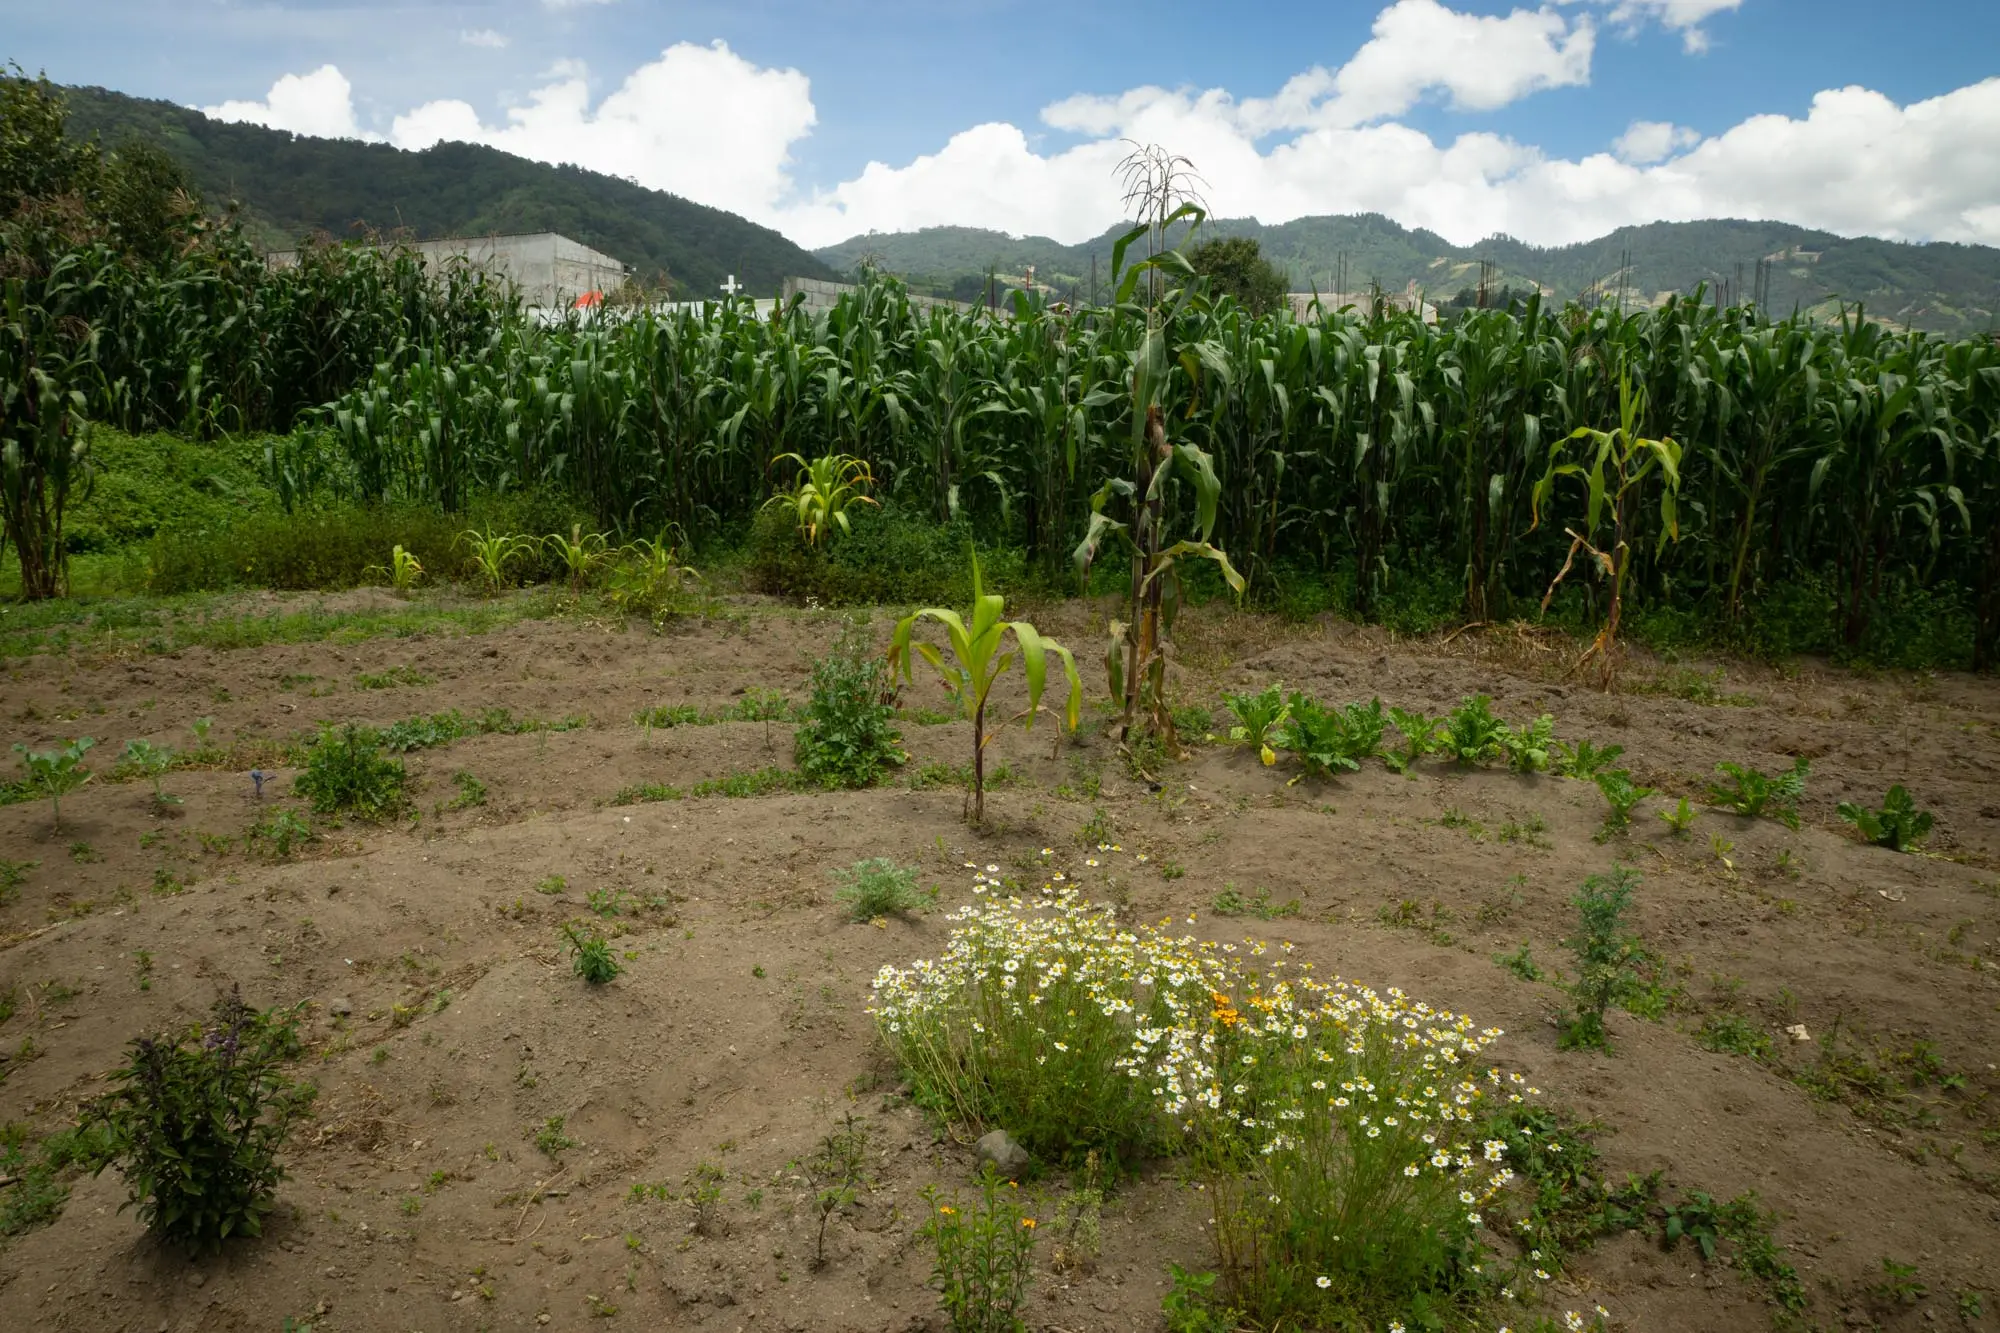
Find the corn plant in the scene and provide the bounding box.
[1706,758,1809,829]
[763,451,877,547]
[1529,373,1684,689]
[888,550,1081,822]
[545,524,611,592]
[12,736,94,830]
[1385,707,1445,773]
[1836,784,1933,851]
[607,530,698,622]
[1440,695,1509,766]
[1223,683,1289,766]
[456,529,530,595]
[363,544,424,592]
[118,739,176,807]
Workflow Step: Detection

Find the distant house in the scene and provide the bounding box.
[267,233,628,312]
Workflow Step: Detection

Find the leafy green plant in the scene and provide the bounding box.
[1441,695,1509,765]
[1836,784,1934,851]
[456,529,531,595]
[532,1115,576,1158]
[764,452,878,546]
[801,1112,868,1269]
[248,808,313,860]
[563,923,621,984]
[831,857,926,921]
[1222,683,1288,766]
[1558,867,1648,1051]
[1696,1014,1773,1059]
[12,737,94,830]
[82,989,315,1252]
[606,530,699,622]
[119,739,176,807]
[888,550,1081,822]
[1593,769,1655,834]
[796,621,904,788]
[1496,942,1545,982]
[447,770,487,809]
[1384,706,1445,773]
[1663,1191,1723,1261]
[921,1165,1038,1333]
[0,858,34,904]
[294,724,405,819]
[1658,796,1699,836]
[1502,713,1557,773]
[1161,1263,1238,1333]
[1280,694,1386,779]
[1706,758,1809,828]
[1553,738,1625,779]
[544,523,611,593]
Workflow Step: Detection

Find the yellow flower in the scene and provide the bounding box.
[938,1205,955,1215]
[1021,1217,1036,1229]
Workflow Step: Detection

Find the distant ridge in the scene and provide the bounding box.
[819,215,2000,336]
[56,84,839,298]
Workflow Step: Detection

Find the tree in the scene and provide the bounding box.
[1189,236,1288,316]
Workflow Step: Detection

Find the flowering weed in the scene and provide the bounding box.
[921,1165,1038,1333]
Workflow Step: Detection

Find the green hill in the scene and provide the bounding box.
[56,83,839,298]
[820,215,2000,335]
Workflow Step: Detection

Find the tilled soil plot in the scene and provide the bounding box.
[2,592,1997,1333]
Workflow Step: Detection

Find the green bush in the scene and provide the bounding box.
[1558,867,1648,1051]
[83,989,315,1252]
[830,857,926,920]
[795,623,905,788]
[748,501,1028,607]
[294,724,407,819]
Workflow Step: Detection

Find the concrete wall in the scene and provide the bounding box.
[780,275,981,315]
[268,233,628,311]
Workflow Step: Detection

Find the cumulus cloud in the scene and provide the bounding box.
[1612,119,1701,163]
[203,65,379,141]
[209,1,2000,252]
[1603,0,1742,53]
[460,29,509,50]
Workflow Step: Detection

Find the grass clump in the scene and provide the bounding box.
[81,988,315,1252]
[831,857,927,921]
[795,622,905,788]
[294,724,406,819]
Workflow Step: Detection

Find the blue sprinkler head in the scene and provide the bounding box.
[250,769,267,798]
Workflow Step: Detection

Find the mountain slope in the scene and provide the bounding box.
[58,84,839,298]
[820,215,2000,335]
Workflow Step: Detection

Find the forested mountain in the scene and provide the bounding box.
[821,215,2000,336]
[56,84,838,298]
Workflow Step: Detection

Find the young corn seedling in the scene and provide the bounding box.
[545,524,612,594]
[763,452,879,546]
[457,529,531,596]
[1441,695,1510,766]
[1706,758,1809,829]
[888,550,1081,823]
[364,545,424,593]
[1222,683,1289,766]
[1385,707,1445,774]
[1658,796,1699,837]
[119,739,178,808]
[1502,714,1558,774]
[13,737,95,832]
[1836,785,1934,851]
[562,923,621,984]
[1554,738,1625,779]
[1594,769,1655,835]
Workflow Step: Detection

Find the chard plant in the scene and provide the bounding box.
[12,736,94,831]
[887,550,1081,823]
[1222,683,1288,766]
[1385,707,1445,773]
[1554,738,1625,779]
[1281,694,1386,779]
[1502,714,1557,774]
[1441,695,1509,766]
[1706,758,1809,829]
[1837,785,1933,851]
[1658,796,1699,837]
[1594,770,1655,835]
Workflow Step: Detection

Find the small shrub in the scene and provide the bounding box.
[796,622,905,788]
[82,988,315,1252]
[1441,695,1509,765]
[563,924,621,984]
[1558,867,1647,1051]
[1706,758,1809,828]
[1836,785,1934,851]
[11,737,95,831]
[1222,683,1289,765]
[802,1112,868,1269]
[831,857,926,921]
[921,1165,1038,1333]
[294,724,406,819]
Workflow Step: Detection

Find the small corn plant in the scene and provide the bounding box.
[364,545,424,593]
[1706,758,1809,829]
[457,530,531,596]
[13,737,95,831]
[888,550,1081,823]
[545,524,611,594]
[763,452,878,547]
[1837,785,1933,851]
[120,739,178,808]
[1222,683,1288,766]
[563,923,621,984]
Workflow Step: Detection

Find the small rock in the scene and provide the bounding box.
[975,1129,1030,1177]
[1786,1024,1812,1043]
[327,997,354,1018]
[187,1272,205,1289]
[537,1315,551,1325]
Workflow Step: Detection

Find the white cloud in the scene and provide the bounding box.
[1612,119,1701,163]
[1603,0,1742,53]
[202,65,379,141]
[460,29,509,50]
[389,42,815,223]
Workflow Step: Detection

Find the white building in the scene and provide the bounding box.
[267,233,628,312]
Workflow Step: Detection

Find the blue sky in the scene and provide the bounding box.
[5,1,1998,249]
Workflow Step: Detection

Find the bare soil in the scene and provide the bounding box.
[2,593,1998,1332]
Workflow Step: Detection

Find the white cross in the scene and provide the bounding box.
[720,274,743,297]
